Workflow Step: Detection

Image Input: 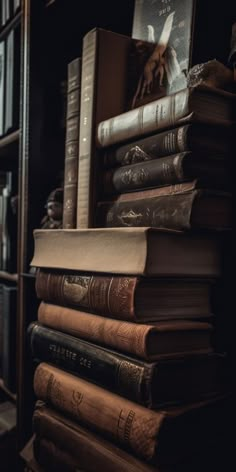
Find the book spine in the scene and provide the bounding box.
[38,302,151,360]
[33,362,164,461]
[96,191,196,230]
[33,437,84,472]
[77,30,97,228]
[103,153,186,194]
[35,270,138,320]
[96,88,190,148]
[103,125,189,168]
[62,58,81,229]
[29,322,154,406]
[33,404,157,472]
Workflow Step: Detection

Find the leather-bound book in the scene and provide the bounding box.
[33,363,231,465]
[37,302,214,360]
[96,181,232,231]
[35,268,214,322]
[29,322,226,407]
[63,57,81,229]
[103,123,233,169]
[32,402,157,472]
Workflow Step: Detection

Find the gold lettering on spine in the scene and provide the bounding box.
[117,409,135,444]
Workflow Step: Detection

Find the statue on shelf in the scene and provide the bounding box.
[40,188,63,230]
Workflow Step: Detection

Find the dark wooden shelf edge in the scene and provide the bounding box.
[0,378,17,402]
[20,272,36,279]
[0,129,20,149]
[46,0,56,7]
[0,10,21,41]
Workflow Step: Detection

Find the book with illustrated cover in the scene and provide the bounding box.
[132,0,236,103]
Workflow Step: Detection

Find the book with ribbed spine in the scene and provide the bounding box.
[32,402,157,472]
[37,302,214,361]
[63,57,81,229]
[35,268,213,321]
[95,181,232,231]
[103,123,233,168]
[33,363,231,464]
[96,86,236,149]
[102,152,230,195]
[29,322,227,408]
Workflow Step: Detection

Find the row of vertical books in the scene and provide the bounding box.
[25,0,235,470]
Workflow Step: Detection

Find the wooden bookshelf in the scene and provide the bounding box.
[0,10,21,40]
[0,129,19,160]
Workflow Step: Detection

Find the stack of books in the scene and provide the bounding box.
[27,225,231,471]
[27,9,235,470]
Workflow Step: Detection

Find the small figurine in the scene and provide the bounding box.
[40,188,63,229]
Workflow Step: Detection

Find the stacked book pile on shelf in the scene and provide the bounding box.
[26,1,235,470]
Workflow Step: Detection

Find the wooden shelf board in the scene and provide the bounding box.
[0,378,17,402]
[0,129,19,148]
[20,272,36,279]
[0,129,20,161]
[0,10,21,41]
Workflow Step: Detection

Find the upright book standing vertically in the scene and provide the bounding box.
[62,57,81,229]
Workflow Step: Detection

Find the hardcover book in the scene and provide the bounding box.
[37,302,214,360]
[63,57,81,229]
[96,182,232,231]
[35,268,214,321]
[33,363,231,464]
[29,322,226,407]
[96,85,236,148]
[32,402,232,472]
[103,124,233,168]
[32,402,157,472]
[31,227,221,277]
[102,152,230,194]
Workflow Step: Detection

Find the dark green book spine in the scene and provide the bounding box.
[28,322,154,406]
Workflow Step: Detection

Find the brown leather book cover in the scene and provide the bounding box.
[32,401,157,472]
[35,268,213,321]
[33,364,231,465]
[38,302,213,360]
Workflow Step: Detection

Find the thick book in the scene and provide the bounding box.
[103,124,233,169]
[35,268,213,321]
[29,322,226,407]
[37,302,214,360]
[63,57,81,229]
[96,86,236,148]
[102,152,230,194]
[96,182,232,231]
[32,402,157,472]
[33,363,231,464]
[31,227,221,277]
[32,403,232,472]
